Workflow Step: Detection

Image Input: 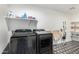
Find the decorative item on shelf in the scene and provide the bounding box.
[16,16,20,18]
[21,13,27,19]
[28,16,36,20]
[32,17,36,20]
[7,10,15,18]
[28,16,32,20]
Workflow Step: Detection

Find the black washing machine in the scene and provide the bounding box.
[9,29,36,54]
[33,29,53,54]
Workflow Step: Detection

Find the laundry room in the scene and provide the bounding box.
[0,4,79,54]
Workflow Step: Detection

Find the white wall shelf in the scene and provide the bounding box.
[71,21,79,41]
[71,21,79,32]
[5,17,38,22]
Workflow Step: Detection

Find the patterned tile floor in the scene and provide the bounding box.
[53,41,79,54]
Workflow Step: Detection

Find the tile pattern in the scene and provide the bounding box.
[53,41,79,54]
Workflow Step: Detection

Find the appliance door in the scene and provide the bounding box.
[39,34,52,53]
[9,36,36,54]
[26,36,36,54]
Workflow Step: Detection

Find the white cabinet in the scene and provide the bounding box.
[5,17,38,31]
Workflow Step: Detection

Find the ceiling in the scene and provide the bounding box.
[1,4,79,14]
[35,4,79,14]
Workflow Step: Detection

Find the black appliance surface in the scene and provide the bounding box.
[8,29,53,54]
[9,29,36,54]
[33,29,45,32]
[33,29,53,54]
[33,29,51,34]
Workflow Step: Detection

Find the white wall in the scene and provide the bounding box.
[0,4,72,53]
[0,5,9,53]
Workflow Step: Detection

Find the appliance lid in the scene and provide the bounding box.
[11,29,35,37]
[15,29,32,32]
[33,29,45,32]
[11,32,35,37]
[35,31,51,35]
[33,29,51,34]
